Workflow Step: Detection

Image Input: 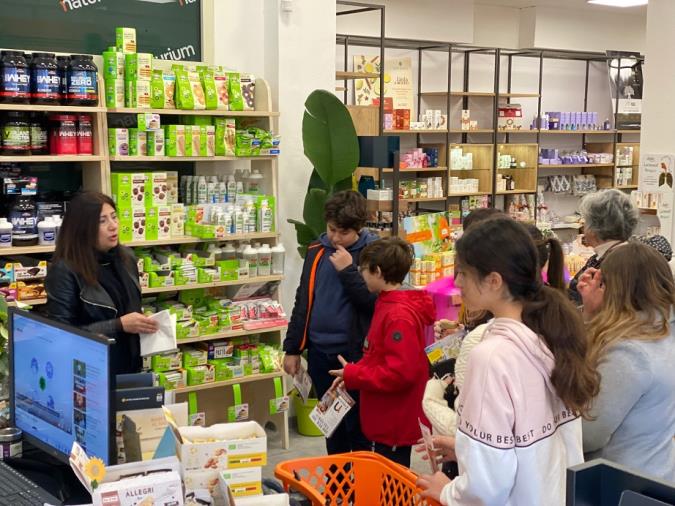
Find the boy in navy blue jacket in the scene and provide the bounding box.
[283,190,378,454]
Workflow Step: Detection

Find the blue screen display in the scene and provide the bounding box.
[12,313,110,464]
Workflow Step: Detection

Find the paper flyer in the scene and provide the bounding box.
[309,386,355,438]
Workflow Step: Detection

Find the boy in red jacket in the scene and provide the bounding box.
[330,237,435,467]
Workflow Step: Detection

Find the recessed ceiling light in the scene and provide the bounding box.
[588,0,648,7]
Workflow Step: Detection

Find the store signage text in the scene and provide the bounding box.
[60,0,102,12]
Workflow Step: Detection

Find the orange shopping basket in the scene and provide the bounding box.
[274,451,442,506]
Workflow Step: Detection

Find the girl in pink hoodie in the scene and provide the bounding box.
[418,218,600,506]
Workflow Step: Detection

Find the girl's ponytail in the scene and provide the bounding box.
[546,237,566,291]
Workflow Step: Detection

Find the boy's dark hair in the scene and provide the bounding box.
[462,207,503,231]
[324,190,368,231]
[360,237,414,284]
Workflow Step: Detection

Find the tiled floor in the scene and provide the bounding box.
[263,421,429,482]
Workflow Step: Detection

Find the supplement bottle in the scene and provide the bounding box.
[29,113,48,155]
[1,112,31,155]
[76,114,93,155]
[49,114,78,155]
[66,55,98,106]
[257,243,272,276]
[271,243,286,275]
[0,51,30,104]
[9,196,38,247]
[30,52,60,104]
[56,56,69,103]
[0,218,12,248]
[38,217,56,246]
[246,169,264,194]
[243,244,258,278]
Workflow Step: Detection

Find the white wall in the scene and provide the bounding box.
[473,4,520,49]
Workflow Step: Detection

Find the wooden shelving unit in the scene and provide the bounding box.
[419,91,495,97]
[539,163,615,169]
[449,129,494,134]
[382,166,447,173]
[177,325,287,345]
[141,275,283,295]
[0,155,105,163]
[0,104,105,113]
[385,129,448,134]
[174,371,284,394]
[110,155,277,162]
[107,107,279,117]
[336,71,380,80]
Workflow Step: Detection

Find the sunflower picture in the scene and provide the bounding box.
[84,457,106,489]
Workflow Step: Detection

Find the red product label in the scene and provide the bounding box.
[50,123,78,155]
[77,123,93,154]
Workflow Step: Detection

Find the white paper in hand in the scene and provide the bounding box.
[139,310,177,356]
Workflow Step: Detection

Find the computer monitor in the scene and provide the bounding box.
[567,458,675,506]
[9,309,116,465]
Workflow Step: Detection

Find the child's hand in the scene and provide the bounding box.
[417,471,452,501]
[328,354,348,380]
[329,245,353,272]
[434,319,459,340]
[415,435,456,462]
[578,267,605,317]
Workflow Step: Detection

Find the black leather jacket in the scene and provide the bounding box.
[44,246,142,373]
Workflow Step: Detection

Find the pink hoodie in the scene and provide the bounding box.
[441,318,584,506]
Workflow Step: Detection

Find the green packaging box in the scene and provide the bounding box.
[145,205,172,241]
[208,359,234,382]
[105,79,125,108]
[217,259,240,281]
[119,207,146,242]
[176,319,200,340]
[199,125,208,157]
[116,27,137,54]
[197,267,217,284]
[137,113,161,131]
[179,288,208,307]
[151,351,183,373]
[125,53,153,81]
[147,130,165,156]
[103,51,125,80]
[214,118,236,156]
[157,301,192,321]
[164,125,186,157]
[125,79,151,108]
[182,347,208,368]
[148,271,175,288]
[156,370,186,391]
[186,365,215,386]
[111,172,146,209]
[108,128,129,157]
[128,129,147,156]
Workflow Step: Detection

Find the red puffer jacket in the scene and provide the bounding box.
[343,289,436,447]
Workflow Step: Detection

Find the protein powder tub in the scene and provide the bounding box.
[29,113,48,155]
[49,114,78,155]
[1,112,30,155]
[56,55,69,104]
[30,52,60,104]
[0,428,22,460]
[0,51,30,104]
[77,114,93,154]
[66,54,98,106]
[9,196,38,247]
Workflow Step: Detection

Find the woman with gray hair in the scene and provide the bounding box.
[568,189,639,304]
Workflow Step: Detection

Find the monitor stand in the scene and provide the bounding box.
[4,440,91,505]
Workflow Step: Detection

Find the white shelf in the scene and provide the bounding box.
[126,233,278,248]
[0,155,105,163]
[0,104,104,113]
[142,275,283,295]
[177,325,287,345]
[174,371,284,394]
[110,155,277,162]
[107,107,279,117]
[7,298,47,307]
[0,245,55,256]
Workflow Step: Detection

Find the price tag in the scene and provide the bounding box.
[188,392,205,426]
[227,384,249,422]
[269,377,289,414]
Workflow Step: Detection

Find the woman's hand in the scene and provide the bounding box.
[578,267,605,317]
[417,471,452,502]
[120,312,159,334]
[415,435,457,463]
[434,319,460,340]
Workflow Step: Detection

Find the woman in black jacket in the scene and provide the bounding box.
[45,191,158,375]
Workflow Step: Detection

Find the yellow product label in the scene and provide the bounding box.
[227,452,266,468]
[229,481,263,497]
[427,348,444,364]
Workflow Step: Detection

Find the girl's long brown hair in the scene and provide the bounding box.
[53,191,118,286]
[587,242,675,366]
[456,218,600,417]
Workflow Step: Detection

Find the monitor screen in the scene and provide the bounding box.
[10,310,113,465]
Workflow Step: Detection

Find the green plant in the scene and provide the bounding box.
[288,90,360,257]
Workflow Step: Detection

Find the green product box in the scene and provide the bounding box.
[208,359,234,382]
[183,115,213,126]
[226,72,244,111]
[125,79,151,108]
[119,207,146,242]
[145,207,159,241]
[182,347,208,368]
[174,271,190,286]
[199,125,208,157]
[179,288,207,307]
[111,172,147,209]
[145,205,171,240]
[147,130,165,157]
[184,125,194,156]
[214,117,236,156]
[256,195,276,233]
[116,27,137,54]
[137,113,161,131]
[197,66,218,110]
[103,51,125,80]
[217,259,240,281]
[164,125,186,157]
[142,254,168,273]
[217,308,232,329]
[186,365,215,386]
[150,70,164,109]
[197,267,217,284]
[148,271,175,288]
[128,129,147,156]
[154,250,183,270]
[151,351,183,373]
[176,319,199,340]
[125,53,153,81]
[184,250,216,267]
[105,79,125,108]
[108,128,129,157]
[156,370,186,391]
[158,301,192,321]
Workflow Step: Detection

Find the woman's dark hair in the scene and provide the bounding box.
[525,223,565,291]
[54,191,118,286]
[324,190,367,232]
[455,218,600,418]
[462,207,503,231]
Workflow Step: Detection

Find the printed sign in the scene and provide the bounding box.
[639,153,675,193]
[353,56,414,112]
[0,0,201,61]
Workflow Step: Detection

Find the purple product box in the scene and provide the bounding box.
[581,112,588,129]
[548,112,561,130]
[592,112,599,129]
[572,112,579,129]
[560,112,569,130]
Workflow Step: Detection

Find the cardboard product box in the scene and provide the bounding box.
[166,171,179,204]
[218,467,262,498]
[206,126,216,157]
[186,364,216,386]
[184,125,195,157]
[119,207,146,242]
[139,272,149,289]
[199,340,235,360]
[126,80,151,109]
[16,281,46,301]
[146,205,172,240]
[156,370,186,390]
[182,347,208,368]
[116,27,137,54]
[199,125,209,157]
[157,301,192,321]
[103,50,125,81]
[93,471,183,506]
[208,359,235,382]
[128,129,147,156]
[147,130,165,157]
[215,118,236,157]
[171,204,185,237]
[108,128,129,157]
[105,79,125,108]
[165,125,186,157]
[12,260,47,281]
[145,172,169,207]
[184,470,222,502]
[125,53,153,81]
[176,319,200,340]
[170,421,267,471]
[111,172,146,209]
[197,267,218,284]
[137,113,161,131]
[148,271,175,288]
[151,351,183,373]
[498,104,523,131]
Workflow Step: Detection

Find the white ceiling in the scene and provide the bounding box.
[475,0,647,13]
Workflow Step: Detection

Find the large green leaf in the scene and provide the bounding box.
[288,219,319,246]
[334,176,354,192]
[303,90,359,188]
[303,188,328,237]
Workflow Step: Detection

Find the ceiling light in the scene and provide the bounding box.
[588,0,648,7]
